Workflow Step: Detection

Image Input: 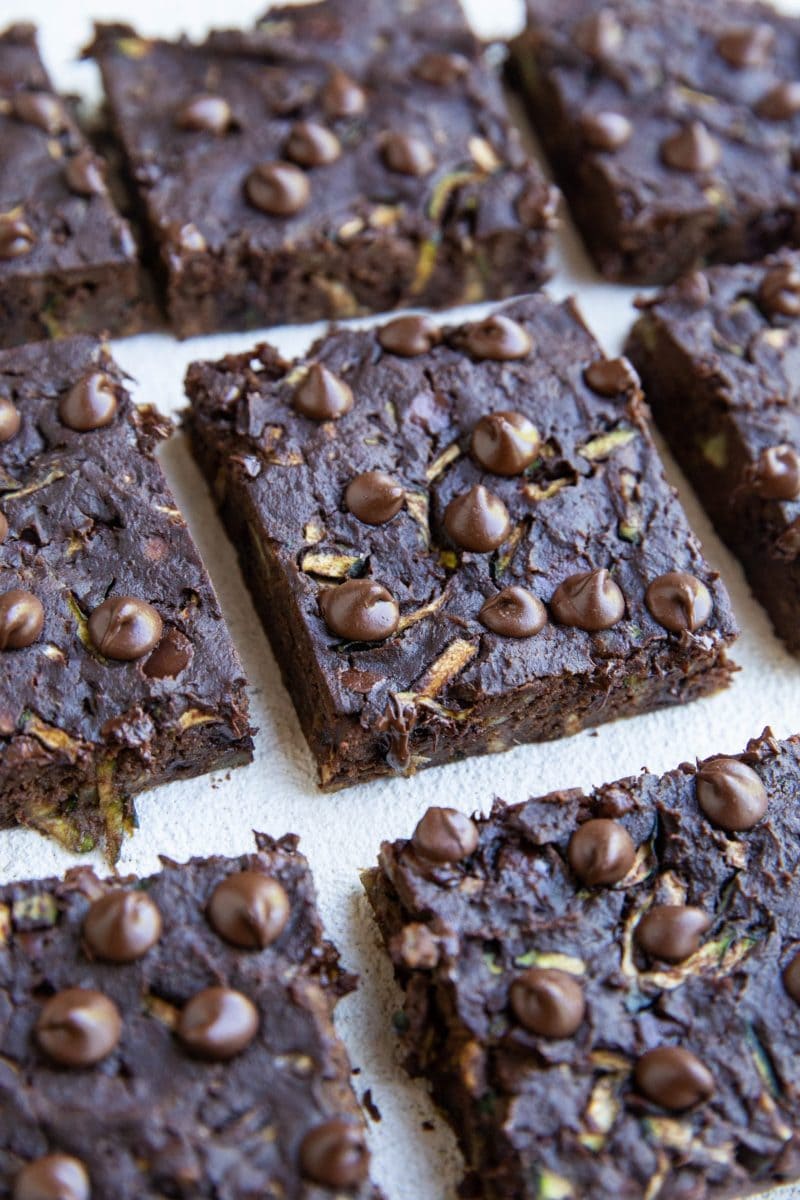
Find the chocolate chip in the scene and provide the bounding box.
[783,952,800,1002]
[479,587,547,638]
[661,122,721,172]
[0,512,7,543]
[0,214,35,260]
[88,596,163,661]
[64,150,105,197]
[143,626,193,679]
[696,757,768,832]
[381,132,435,176]
[414,51,470,86]
[583,356,639,397]
[321,68,366,118]
[757,82,800,120]
[299,1119,370,1188]
[645,572,713,634]
[411,807,479,863]
[245,162,310,216]
[207,871,290,949]
[675,270,712,307]
[568,818,635,886]
[717,24,774,68]
[444,485,510,553]
[13,1154,90,1200]
[177,987,259,1060]
[59,372,118,431]
[36,988,122,1067]
[471,411,540,475]
[580,111,632,151]
[634,1046,715,1110]
[176,94,233,134]
[13,91,66,134]
[550,568,625,631]
[635,905,712,963]
[574,9,623,57]
[320,578,399,641]
[751,444,800,500]
[293,363,354,420]
[0,590,44,651]
[285,120,341,167]
[83,889,162,963]
[0,396,21,442]
[759,263,800,317]
[346,470,405,525]
[461,315,532,361]
[510,968,586,1038]
[378,314,440,357]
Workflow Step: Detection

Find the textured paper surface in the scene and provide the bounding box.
[3,1,800,1195]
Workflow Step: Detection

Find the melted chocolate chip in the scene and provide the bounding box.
[345,470,405,525]
[479,587,547,638]
[580,111,632,151]
[245,162,310,216]
[88,596,163,661]
[757,82,800,120]
[0,396,21,442]
[583,357,639,397]
[717,24,774,68]
[550,568,625,631]
[59,372,117,431]
[750,444,800,502]
[471,411,540,475]
[444,485,510,553]
[461,315,532,361]
[177,987,259,1060]
[634,1046,715,1110]
[64,150,105,197]
[0,590,44,651]
[411,807,479,863]
[0,512,7,543]
[696,757,768,832]
[0,214,35,260]
[568,818,635,886]
[645,572,713,633]
[661,122,721,172]
[783,952,800,1002]
[143,627,193,679]
[207,871,290,949]
[759,264,800,317]
[635,905,712,963]
[299,1119,369,1188]
[83,889,162,962]
[176,94,233,135]
[293,363,354,420]
[575,9,623,57]
[285,120,341,167]
[510,968,586,1038]
[319,578,399,641]
[13,1154,90,1200]
[13,91,66,134]
[414,51,470,86]
[321,68,366,118]
[378,314,440,357]
[36,988,122,1067]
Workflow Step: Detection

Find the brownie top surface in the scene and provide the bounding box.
[0,336,248,753]
[185,293,736,731]
[0,834,377,1199]
[374,730,800,1197]
[0,23,136,280]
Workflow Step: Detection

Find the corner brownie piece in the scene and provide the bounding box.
[626,251,800,655]
[0,834,380,1199]
[364,729,800,1200]
[0,24,147,347]
[87,0,557,338]
[0,337,252,858]
[508,0,800,284]
[184,294,737,790]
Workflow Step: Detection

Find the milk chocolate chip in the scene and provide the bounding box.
[634,1046,715,1110]
[59,372,117,432]
[645,572,713,633]
[378,314,440,357]
[444,485,510,552]
[207,871,290,949]
[299,1119,369,1188]
[568,818,635,886]
[345,471,405,524]
[510,968,585,1038]
[245,162,310,216]
[696,758,768,831]
[36,988,122,1067]
[411,807,479,863]
[88,597,163,661]
[479,587,547,638]
[0,590,44,650]
[319,579,399,641]
[470,411,540,475]
[13,1155,90,1200]
[177,987,259,1060]
[661,122,721,172]
[551,569,625,631]
[83,889,162,963]
[635,905,711,963]
[293,364,353,420]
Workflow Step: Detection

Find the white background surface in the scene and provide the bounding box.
[2,1,800,1196]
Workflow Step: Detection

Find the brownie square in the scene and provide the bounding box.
[364,729,800,1200]
[87,0,557,338]
[0,23,148,348]
[626,251,800,655]
[0,834,381,1199]
[0,336,253,859]
[508,0,800,284]
[184,294,737,791]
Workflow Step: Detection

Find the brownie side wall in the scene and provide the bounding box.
[0,263,148,349]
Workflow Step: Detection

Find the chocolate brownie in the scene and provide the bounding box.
[87,0,557,338]
[0,23,148,348]
[508,0,800,284]
[184,294,737,791]
[0,834,381,1199]
[364,729,800,1200]
[0,336,253,859]
[626,251,800,655]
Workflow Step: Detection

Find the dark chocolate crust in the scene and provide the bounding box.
[184,293,737,791]
[87,0,557,338]
[626,251,800,655]
[0,835,381,1199]
[0,336,253,858]
[364,730,800,1200]
[508,0,800,284]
